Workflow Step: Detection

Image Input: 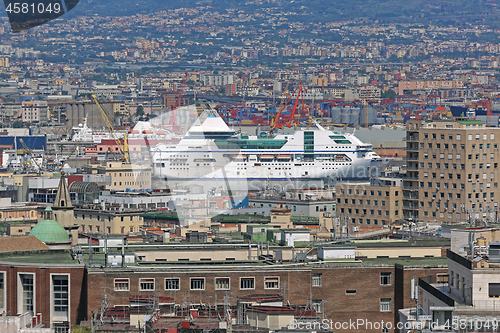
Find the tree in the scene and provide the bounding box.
[381,89,397,100]
[136,105,144,116]
[13,121,24,128]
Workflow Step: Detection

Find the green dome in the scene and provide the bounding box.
[29,218,70,244]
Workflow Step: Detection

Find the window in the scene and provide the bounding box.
[215,277,230,290]
[312,300,323,313]
[489,283,500,297]
[19,273,34,313]
[165,278,180,290]
[380,298,391,312]
[264,277,279,289]
[190,278,205,290]
[312,273,322,287]
[140,278,155,291]
[240,277,255,290]
[114,278,129,291]
[380,272,391,285]
[53,275,69,317]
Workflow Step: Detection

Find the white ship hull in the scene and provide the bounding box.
[151,110,384,190]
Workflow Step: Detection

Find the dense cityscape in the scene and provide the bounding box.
[0,1,500,333]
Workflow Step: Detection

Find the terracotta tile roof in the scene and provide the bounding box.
[0,235,50,253]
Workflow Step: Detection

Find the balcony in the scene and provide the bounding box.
[406,135,419,142]
[403,194,419,200]
[406,146,419,152]
[403,203,419,209]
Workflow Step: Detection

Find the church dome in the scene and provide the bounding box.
[29,207,70,244]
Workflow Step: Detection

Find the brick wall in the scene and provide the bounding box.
[87,263,447,333]
[0,264,86,331]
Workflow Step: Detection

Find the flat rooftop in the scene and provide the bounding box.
[0,250,83,266]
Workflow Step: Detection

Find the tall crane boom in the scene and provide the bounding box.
[91,94,130,163]
[175,71,188,109]
[19,138,42,172]
[271,83,303,133]
[170,71,189,125]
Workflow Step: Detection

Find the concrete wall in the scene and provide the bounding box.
[448,260,472,304]
[471,268,500,309]
[134,246,295,262]
[356,247,442,259]
[318,247,356,260]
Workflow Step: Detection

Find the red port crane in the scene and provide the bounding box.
[271,82,304,133]
[170,71,188,124]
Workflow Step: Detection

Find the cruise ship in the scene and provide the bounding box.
[151,110,384,190]
[71,117,126,143]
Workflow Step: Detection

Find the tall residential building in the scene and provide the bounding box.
[83,161,152,191]
[336,178,403,227]
[21,100,48,123]
[404,119,500,224]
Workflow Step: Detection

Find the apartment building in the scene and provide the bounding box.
[397,80,464,95]
[87,258,447,333]
[404,119,500,224]
[0,240,86,332]
[417,247,500,330]
[75,208,145,235]
[336,178,403,227]
[83,161,152,191]
[21,100,48,123]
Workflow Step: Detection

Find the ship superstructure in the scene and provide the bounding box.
[151,110,383,189]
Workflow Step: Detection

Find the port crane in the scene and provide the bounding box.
[270,82,304,134]
[18,138,42,173]
[270,82,290,129]
[170,71,188,125]
[91,94,130,163]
